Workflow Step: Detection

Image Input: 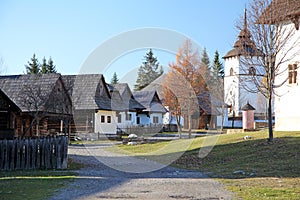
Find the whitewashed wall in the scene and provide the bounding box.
[275,23,300,131]
[117,111,137,127]
[94,110,117,134]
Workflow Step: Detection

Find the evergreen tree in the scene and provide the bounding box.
[41,57,48,74]
[111,72,119,84]
[201,48,210,68]
[212,50,224,78]
[47,57,57,73]
[25,54,40,74]
[134,49,163,91]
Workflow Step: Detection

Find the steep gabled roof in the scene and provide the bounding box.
[133,90,167,113]
[141,74,166,102]
[0,88,21,112]
[197,91,226,115]
[258,0,300,28]
[112,83,129,99]
[0,74,61,112]
[62,74,112,110]
[108,83,145,111]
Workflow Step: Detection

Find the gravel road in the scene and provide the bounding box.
[48,142,233,200]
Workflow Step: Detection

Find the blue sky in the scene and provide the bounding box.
[0,0,247,86]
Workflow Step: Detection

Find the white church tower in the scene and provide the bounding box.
[223,9,267,128]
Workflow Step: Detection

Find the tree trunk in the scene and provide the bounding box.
[267,94,273,141]
[220,104,225,131]
[231,111,235,129]
[188,114,192,139]
[176,115,182,139]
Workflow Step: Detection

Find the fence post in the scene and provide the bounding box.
[31,139,36,169]
[50,137,56,169]
[3,139,9,170]
[56,137,61,169]
[61,136,68,169]
[26,138,30,169]
[36,138,40,169]
[9,140,15,170]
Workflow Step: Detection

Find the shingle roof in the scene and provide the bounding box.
[108,83,145,111]
[141,74,166,102]
[241,102,256,111]
[197,91,226,115]
[133,90,167,113]
[62,74,112,110]
[258,0,300,25]
[0,74,61,112]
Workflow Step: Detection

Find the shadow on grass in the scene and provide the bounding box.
[172,136,300,179]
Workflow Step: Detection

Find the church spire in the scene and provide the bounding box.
[234,7,253,49]
[244,7,247,30]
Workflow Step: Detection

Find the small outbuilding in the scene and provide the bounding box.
[241,102,255,130]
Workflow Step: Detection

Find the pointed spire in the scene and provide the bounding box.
[244,7,247,30]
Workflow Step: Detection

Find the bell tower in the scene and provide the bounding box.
[223,8,265,127]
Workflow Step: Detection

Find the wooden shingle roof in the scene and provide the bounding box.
[133,90,167,113]
[0,74,61,112]
[258,0,300,27]
[197,91,225,115]
[62,74,112,110]
[108,83,145,111]
[141,74,166,103]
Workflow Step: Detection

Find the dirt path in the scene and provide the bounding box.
[49,142,233,200]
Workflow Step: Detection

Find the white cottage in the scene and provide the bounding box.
[107,83,145,130]
[133,90,167,126]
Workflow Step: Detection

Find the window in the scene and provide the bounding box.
[249,67,256,75]
[153,116,159,124]
[107,116,111,123]
[230,68,234,76]
[117,114,121,123]
[101,115,105,123]
[125,112,132,121]
[288,64,298,84]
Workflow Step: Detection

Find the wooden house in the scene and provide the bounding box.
[0,74,72,138]
[62,74,118,134]
[107,83,145,129]
[133,90,167,126]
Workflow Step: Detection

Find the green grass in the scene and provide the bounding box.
[0,158,82,200]
[114,130,300,199]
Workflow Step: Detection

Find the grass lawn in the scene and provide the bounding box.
[0,158,82,200]
[115,130,300,199]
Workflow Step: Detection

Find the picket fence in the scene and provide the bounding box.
[0,136,68,170]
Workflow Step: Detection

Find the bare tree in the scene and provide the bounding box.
[237,0,300,141]
[20,75,72,138]
[20,79,49,137]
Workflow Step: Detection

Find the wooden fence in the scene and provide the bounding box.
[0,136,68,170]
[118,124,163,136]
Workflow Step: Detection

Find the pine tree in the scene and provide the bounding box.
[134,49,163,91]
[41,57,48,74]
[47,57,57,73]
[212,50,224,78]
[201,48,210,68]
[111,72,119,84]
[25,54,40,74]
